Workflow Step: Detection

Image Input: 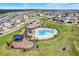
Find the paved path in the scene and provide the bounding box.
[0,19,32,37]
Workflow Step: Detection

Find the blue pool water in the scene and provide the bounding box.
[38,29,55,36]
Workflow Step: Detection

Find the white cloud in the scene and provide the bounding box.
[46,3,79,9]
[46,3,58,7]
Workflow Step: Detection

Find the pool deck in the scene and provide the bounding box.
[25,21,58,40]
[32,27,58,40]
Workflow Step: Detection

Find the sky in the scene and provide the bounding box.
[0,3,79,9]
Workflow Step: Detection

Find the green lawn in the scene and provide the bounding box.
[0,20,79,56]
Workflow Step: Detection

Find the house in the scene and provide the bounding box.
[26,20,40,29]
[26,20,40,34]
[3,22,12,27]
[0,25,3,31]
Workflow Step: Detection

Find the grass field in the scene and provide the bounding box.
[0,20,79,56]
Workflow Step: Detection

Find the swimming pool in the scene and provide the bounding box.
[33,28,58,40]
[38,29,55,36]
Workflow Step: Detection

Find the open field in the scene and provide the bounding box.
[0,20,79,56]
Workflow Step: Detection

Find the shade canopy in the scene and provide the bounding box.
[13,34,24,41]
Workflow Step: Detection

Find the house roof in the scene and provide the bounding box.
[27,22,40,29]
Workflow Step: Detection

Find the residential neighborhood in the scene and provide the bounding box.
[0,5,79,56]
